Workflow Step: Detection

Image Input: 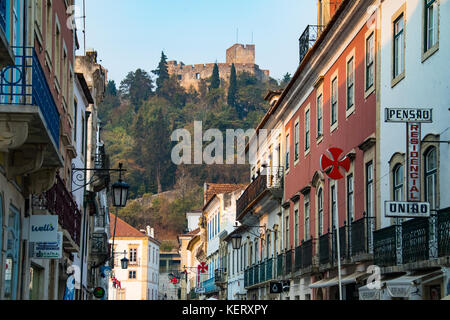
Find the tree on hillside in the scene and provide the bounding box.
[227,63,237,109]
[119,69,154,111]
[106,80,118,96]
[152,51,170,95]
[280,72,292,87]
[133,101,175,194]
[158,75,187,109]
[209,63,220,90]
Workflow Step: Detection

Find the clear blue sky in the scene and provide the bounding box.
[76,0,317,84]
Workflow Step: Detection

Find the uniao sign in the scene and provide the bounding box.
[30,215,58,242]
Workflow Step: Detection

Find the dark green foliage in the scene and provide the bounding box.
[209,63,220,89]
[99,51,288,235]
[227,63,237,109]
[280,72,292,87]
[152,51,170,95]
[119,69,154,111]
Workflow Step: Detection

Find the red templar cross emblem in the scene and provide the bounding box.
[198,262,208,274]
[170,277,179,285]
[320,148,351,180]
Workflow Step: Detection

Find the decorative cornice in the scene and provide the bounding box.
[300,185,312,195]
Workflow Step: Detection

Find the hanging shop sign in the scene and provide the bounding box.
[31,232,63,259]
[385,201,430,218]
[385,108,433,123]
[30,215,58,242]
[195,287,205,294]
[93,287,106,299]
[269,282,282,294]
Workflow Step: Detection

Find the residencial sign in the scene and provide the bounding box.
[407,123,421,201]
[30,215,58,242]
[385,201,430,218]
[31,232,63,259]
[385,108,433,123]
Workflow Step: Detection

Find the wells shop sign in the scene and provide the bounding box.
[31,232,63,259]
[30,215,58,242]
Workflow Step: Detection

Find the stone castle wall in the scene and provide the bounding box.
[167,44,270,91]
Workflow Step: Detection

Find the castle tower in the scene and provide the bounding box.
[226,44,255,65]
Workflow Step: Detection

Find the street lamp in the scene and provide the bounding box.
[231,223,273,250]
[112,180,130,207]
[231,233,242,250]
[120,255,129,270]
[111,163,130,208]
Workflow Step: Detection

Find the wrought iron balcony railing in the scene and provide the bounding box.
[299,25,324,64]
[438,209,450,257]
[266,258,274,281]
[351,214,375,257]
[214,268,227,284]
[236,166,284,219]
[332,224,348,262]
[373,225,397,267]
[254,263,260,284]
[277,252,284,278]
[294,245,302,271]
[202,277,218,294]
[319,232,331,265]
[0,46,60,147]
[259,260,266,283]
[402,218,429,264]
[33,174,81,246]
[285,249,293,274]
[301,238,314,269]
[244,268,249,287]
[0,0,6,34]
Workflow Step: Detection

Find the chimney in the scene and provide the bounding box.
[151,228,155,238]
[146,226,151,237]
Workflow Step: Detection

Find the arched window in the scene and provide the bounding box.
[425,147,437,209]
[317,188,324,236]
[4,205,20,300]
[393,164,404,201]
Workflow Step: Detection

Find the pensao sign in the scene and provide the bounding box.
[384,108,433,219]
[385,108,433,123]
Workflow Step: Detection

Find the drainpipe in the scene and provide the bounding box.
[78,110,91,300]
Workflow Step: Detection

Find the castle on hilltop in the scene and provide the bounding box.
[167,44,270,91]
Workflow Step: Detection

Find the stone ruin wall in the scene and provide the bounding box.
[167,44,269,91]
[168,61,269,91]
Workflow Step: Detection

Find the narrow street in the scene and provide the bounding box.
[0,0,449,311]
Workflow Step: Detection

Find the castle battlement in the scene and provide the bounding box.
[167,44,269,91]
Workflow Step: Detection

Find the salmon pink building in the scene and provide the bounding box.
[279,0,379,300]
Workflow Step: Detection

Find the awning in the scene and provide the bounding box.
[385,270,443,298]
[309,271,368,289]
[309,277,338,289]
[359,283,382,300]
[341,272,368,285]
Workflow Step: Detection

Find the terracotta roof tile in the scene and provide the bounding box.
[204,183,248,204]
[109,213,146,238]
